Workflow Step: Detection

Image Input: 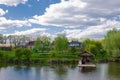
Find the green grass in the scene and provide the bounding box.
[0,50,79,64]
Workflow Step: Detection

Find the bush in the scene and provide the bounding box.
[0,51,4,61]
[23,48,33,61]
[49,50,57,58]
[0,51,10,62]
[15,47,24,61]
[15,48,33,61]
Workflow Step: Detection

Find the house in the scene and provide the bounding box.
[24,41,35,49]
[25,41,82,50]
[0,44,15,50]
[69,41,82,48]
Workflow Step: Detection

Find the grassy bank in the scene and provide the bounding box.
[0,49,119,64]
[0,50,79,64]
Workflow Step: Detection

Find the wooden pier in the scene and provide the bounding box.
[78,64,96,67]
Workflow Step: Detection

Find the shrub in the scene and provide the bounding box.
[49,50,57,58]
[15,47,24,61]
[15,48,33,61]
[23,48,33,61]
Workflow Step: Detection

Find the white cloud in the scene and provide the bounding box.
[0,8,8,16]
[29,0,87,28]
[14,28,46,35]
[30,0,120,28]
[0,17,31,30]
[0,7,30,30]
[58,20,120,39]
[0,0,28,6]
[29,0,120,39]
[1,0,120,39]
[0,27,6,30]
[11,28,47,35]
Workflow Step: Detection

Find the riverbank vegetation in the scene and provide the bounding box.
[0,29,120,64]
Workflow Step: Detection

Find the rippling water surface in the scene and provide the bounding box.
[0,63,120,80]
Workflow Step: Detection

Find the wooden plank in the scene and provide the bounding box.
[78,64,96,67]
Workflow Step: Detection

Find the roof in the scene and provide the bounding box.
[0,44,15,47]
[69,41,82,47]
[69,41,81,44]
[28,41,35,45]
[80,51,94,57]
[24,41,35,47]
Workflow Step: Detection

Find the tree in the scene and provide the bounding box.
[40,36,51,52]
[15,47,33,61]
[15,47,24,61]
[82,38,106,59]
[104,29,120,58]
[34,37,41,52]
[23,48,33,61]
[0,34,3,43]
[0,51,4,61]
[54,35,68,54]
[34,36,51,53]
[69,46,77,54]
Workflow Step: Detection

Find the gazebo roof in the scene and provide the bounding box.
[80,51,94,57]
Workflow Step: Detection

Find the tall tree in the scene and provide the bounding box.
[40,36,51,52]
[104,29,120,57]
[34,37,41,52]
[54,35,68,53]
[82,38,106,59]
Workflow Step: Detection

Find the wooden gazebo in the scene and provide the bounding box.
[80,51,93,57]
[78,51,96,67]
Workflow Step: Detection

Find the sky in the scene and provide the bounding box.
[0,0,120,39]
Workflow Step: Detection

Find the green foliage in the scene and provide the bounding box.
[2,30,120,63]
[54,35,69,54]
[40,36,51,52]
[34,37,41,52]
[15,48,33,61]
[23,48,33,60]
[15,47,24,60]
[104,29,120,57]
[82,38,107,59]
[49,50,57,58]
[68,47,80,54]
[0,51,4,61]
[34,36,51,53]
[0,50,14,62]
[69,47,77,54]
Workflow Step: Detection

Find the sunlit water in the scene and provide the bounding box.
[0,63,120,80]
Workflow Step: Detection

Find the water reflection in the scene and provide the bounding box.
[14,64,31,71]
[0,63,120,80]
[108,62,120,80]
[79,67,96,73]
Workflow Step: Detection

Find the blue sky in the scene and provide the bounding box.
[0,0,120,39]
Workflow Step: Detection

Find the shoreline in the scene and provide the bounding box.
[0,58,120,65]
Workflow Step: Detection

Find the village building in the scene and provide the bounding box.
[0,44,15,50]
[69,41,82,48]
[24,41,35,49]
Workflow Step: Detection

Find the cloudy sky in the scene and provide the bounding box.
[0,0,120,39]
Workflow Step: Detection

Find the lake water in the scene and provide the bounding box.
[0,63,120,80]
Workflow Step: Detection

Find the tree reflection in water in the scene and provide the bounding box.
[108,62,120,78]
[50,64,68,75]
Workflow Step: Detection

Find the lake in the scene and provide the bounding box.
[0,62,120,80]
